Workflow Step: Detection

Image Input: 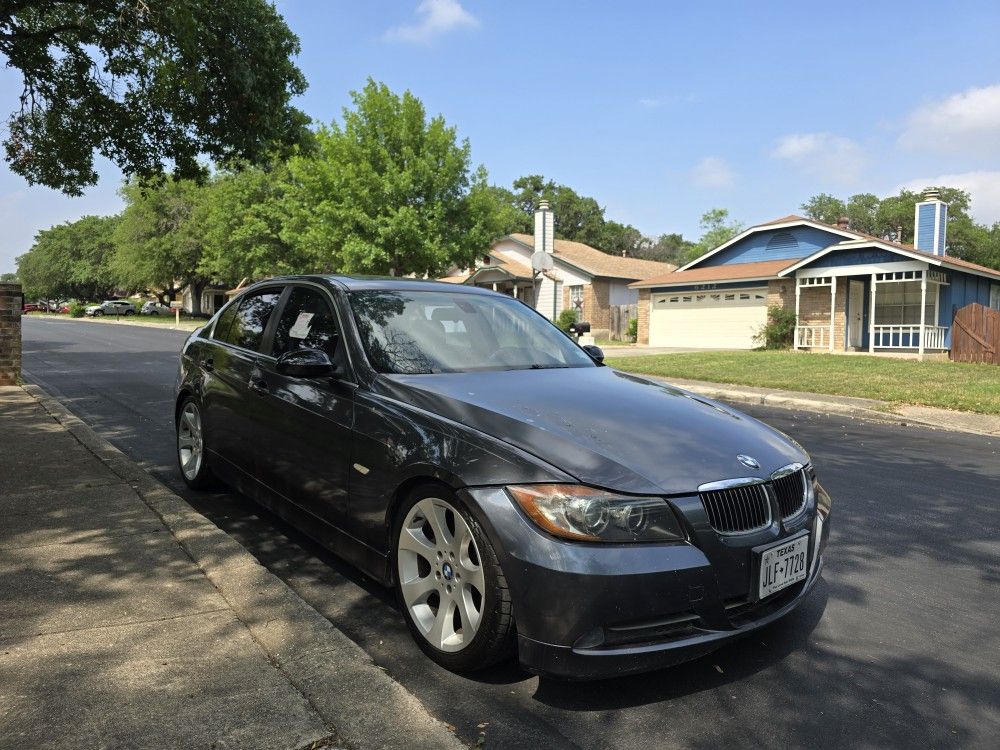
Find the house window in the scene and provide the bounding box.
[991,284,1000,311]
[569,285,584,313]
[874,281,935,324]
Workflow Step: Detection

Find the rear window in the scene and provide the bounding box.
[216,289,281,352]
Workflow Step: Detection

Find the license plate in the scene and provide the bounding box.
[758,534,809,599]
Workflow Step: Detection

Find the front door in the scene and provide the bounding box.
[848,280,864,348]
[253,285,355,528]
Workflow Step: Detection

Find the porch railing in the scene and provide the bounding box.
[872,325,948,350]
[795,326,830,349]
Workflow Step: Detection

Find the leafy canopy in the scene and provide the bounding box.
[1,0,308,194]
[112,179,212,308]
[16,215,119,300]
[282,79,514,276]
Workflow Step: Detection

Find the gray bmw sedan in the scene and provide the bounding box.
[175,275,831,679]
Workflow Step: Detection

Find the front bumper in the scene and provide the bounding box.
[462,486,831,680]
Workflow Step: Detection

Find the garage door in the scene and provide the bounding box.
[649,288,768,349]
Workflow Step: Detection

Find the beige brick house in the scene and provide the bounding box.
[443,201,675,338]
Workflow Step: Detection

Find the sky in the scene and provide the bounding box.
[4,0,1000,273]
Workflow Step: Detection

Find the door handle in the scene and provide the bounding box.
[248,374,269,395]
[203,357,214,372]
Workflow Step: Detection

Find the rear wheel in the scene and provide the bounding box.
[125,310,135,316]
[176,398,218,489]
[394,487,514,672]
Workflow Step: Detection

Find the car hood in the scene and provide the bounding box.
[377,367,808,495]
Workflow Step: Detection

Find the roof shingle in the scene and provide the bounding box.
[631,258,799,288]
[506,233,676,280]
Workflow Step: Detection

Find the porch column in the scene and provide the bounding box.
[794,279,801,349]
[868,273,877,353]
[829,277,837,352]
[918,272,927,358]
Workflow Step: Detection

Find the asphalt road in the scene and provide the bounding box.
[21,316,1000,749]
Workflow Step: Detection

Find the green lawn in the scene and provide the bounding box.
[28,312,205,332]
[606,350,1000,415]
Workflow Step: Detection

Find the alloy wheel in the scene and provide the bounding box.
[177,402,204,481]
[397,498,486,652]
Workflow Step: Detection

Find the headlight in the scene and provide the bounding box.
[507,484,685,543]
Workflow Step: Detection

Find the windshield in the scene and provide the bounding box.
[349,290,597,374]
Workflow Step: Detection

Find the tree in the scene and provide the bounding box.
[0,272,17,282]
[598,220,644,257]
[1,1,308,195]
[637,233,696,265]
[282,79,512,277]
[15,215,119,300]
[688,208,744,264]
[509,176,606,247]
[112,179,214,311]
[197,163,306,282]
[801,193,846,225]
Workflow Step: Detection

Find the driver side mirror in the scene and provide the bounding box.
[276,348,337,378]
[582,344,605,364]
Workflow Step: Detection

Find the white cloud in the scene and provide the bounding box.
[383,0,479,44]
[771,132,866,184]
[897,171,1000,226]
[691,156,735,189]
[638,98,662,109]
[899,84,1000,156]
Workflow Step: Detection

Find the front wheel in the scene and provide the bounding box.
[92,310,103,316]
[125,310,135,316]
[176,398,219,489]
[394,487,514,672]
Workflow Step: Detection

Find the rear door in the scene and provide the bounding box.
[200,287,283,476]
[252,284,355,527]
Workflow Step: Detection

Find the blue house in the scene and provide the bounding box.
[632,192,1000,354]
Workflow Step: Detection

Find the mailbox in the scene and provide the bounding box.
[568,321,591,337]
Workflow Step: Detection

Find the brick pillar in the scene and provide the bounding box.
[0,283,22,385]
[637,288,650,345]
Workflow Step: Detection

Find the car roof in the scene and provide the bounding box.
[249,274,502,296]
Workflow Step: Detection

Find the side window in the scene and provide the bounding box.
[271,287,341,358]
[225,289,281,351]
[213,301,240,343]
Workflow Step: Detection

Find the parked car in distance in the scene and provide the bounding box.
[141,301,172,315]
[86,300,137,317]
[175,276,832,679]
[21,301,45,313]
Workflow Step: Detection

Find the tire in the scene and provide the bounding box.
[394,485,514,672]
[125,310,135,316]
[92,310,103,316]
[175,397,219,490]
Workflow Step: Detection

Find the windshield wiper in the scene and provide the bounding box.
[528,364,571,369]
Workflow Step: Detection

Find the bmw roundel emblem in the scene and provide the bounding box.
[737,454,761,470]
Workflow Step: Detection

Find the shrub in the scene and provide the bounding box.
[68,301,88,318]
[626,317,638,342]
[556,308,578,333]
[753,305,797,349]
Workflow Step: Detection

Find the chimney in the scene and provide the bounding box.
[534,199,555,255]
[914,189,948,255]
[836,216,850,230]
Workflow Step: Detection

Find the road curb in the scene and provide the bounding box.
[638,376,1000,437]
[22,383,466,750]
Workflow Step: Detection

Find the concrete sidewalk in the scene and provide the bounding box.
[643,375,1000,436]
[0,385,464,750]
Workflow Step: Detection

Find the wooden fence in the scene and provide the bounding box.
[951,303,999,365]
[608,304,638,341]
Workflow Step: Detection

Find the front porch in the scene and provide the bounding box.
[792,266,950,356]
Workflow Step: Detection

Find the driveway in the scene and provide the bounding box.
[21,316,1000,749]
